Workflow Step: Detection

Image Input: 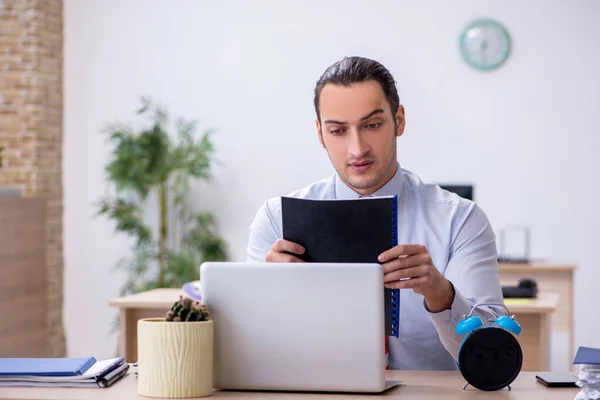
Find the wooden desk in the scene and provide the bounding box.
[499,261,576,364]
[0,369,581,399]
[505,293,558,371]
[110,289,558,371]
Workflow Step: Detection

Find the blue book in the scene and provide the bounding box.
[573,346,600,365]
[0,357,96,377]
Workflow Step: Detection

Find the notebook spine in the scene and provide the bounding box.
[390,195,400,337]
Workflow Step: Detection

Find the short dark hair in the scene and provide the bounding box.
[313,56,400,122]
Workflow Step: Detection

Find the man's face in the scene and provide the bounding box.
[316,80,405,196]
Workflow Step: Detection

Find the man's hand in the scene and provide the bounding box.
[265,239,306,263]
[378,244,454,313]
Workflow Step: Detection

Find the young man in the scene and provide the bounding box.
[246,56,504,371]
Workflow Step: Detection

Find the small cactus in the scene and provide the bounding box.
[165,295,210,322]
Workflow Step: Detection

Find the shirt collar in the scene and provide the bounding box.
[334,162,405,199]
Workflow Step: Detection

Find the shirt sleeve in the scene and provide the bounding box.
[425,202,505,361]
[246,200,281,263]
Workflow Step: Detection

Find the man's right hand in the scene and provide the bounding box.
[265,239,306,262]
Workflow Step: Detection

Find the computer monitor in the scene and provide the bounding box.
[439,184,474,201]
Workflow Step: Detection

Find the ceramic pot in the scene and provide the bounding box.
[137,317,213,398]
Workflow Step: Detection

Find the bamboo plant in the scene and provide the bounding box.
[96,97,229,297]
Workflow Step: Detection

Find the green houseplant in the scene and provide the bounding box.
[96,97,229,298]
[138,295,214,397]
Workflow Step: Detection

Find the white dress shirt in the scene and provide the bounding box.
[246,163,505,371]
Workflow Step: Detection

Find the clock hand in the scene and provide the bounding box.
[480,39,488,64]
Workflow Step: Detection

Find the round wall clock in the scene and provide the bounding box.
[459,18,511,71]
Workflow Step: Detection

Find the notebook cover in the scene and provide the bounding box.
[0,357,96,377]
[281,195,400,337]
[573,346,600,365]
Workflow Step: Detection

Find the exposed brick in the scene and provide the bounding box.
[0,0,65,357]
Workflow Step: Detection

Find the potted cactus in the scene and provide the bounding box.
[137,296,214,398]
[165,296,211,322]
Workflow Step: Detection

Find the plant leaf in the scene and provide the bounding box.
[95,196,153,246]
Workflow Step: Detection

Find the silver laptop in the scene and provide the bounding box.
[199,261,401,393]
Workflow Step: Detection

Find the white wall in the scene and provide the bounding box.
[64,0,600,370]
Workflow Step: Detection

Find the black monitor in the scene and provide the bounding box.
[438,184,474,201]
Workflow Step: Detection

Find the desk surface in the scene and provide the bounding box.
[110,288,559,315]
[504,292,559,314]
[498,261,577,272]
[0,370,580,400]
[109,288,186,308]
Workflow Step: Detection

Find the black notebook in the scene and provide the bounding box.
[281,195,400,337]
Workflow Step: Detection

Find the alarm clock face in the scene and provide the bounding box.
[459,19,511,70]
[458,327,522,391]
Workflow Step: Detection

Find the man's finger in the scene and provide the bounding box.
[384,276,427,290]
[273,239,305,255]
[281,253,304,263]
[384,265,428,282]
[378,244,424,263]
[266,251,305,263]
[381,253,422,274]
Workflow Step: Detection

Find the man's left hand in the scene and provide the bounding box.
[378,244,454,313]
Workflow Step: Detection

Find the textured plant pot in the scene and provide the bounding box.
[137,318,213,398]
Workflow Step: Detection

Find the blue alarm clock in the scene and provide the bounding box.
[455,302,523,391]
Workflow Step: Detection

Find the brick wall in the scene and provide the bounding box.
[0,0,65,357]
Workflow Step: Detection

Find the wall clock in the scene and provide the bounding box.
[459,18,511,71]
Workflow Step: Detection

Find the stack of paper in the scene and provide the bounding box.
[573,347,600,400]
[0,357,129,388]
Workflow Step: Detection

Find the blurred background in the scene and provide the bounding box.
[1,0,598,374]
